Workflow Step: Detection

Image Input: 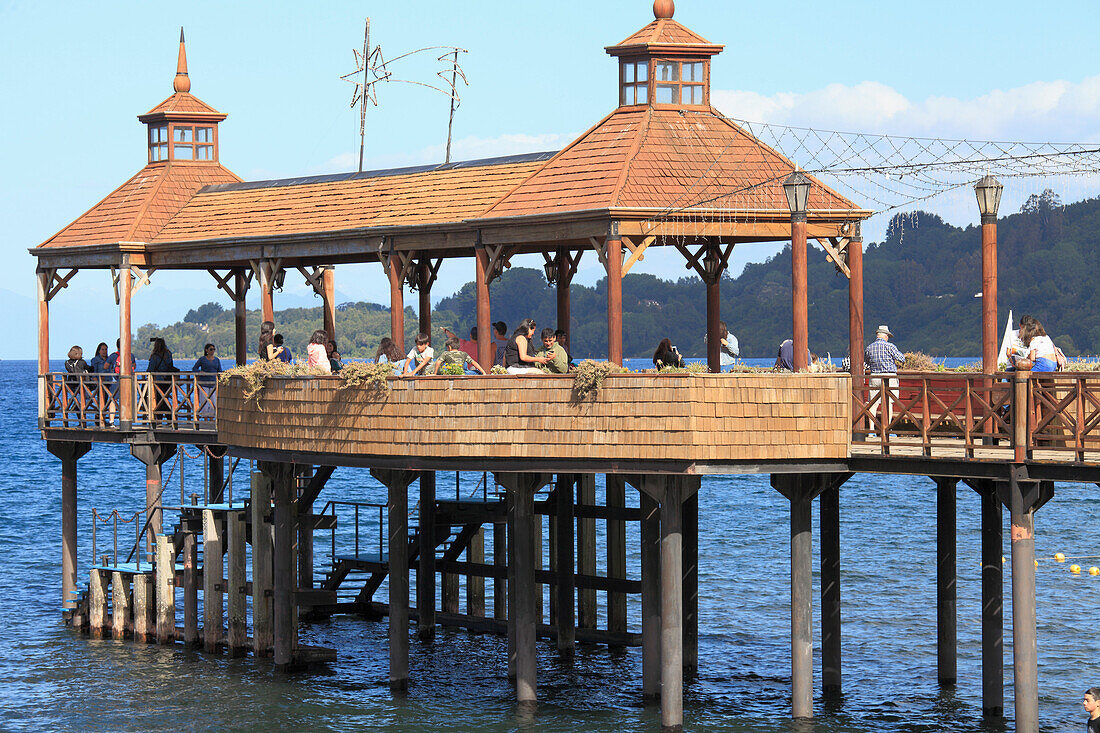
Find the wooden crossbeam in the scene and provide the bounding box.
[621,236,655,277]
[817,237,851,279]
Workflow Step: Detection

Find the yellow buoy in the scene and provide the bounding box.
[1071,564,1082,574]
[1090,567,1099,576]
[1055,552,1066,562]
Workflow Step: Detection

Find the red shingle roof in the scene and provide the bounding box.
[38,161,241,249]
[483,107,858,219]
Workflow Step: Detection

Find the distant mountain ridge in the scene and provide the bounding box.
[140,190,1099,359]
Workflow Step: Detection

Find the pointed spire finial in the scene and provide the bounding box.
[653,0,675,19]
[173,26,191,93]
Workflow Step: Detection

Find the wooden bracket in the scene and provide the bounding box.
[817,237,851,279]
[130,265,155,296]
[39,268,77,302]
[621,235,655,277]
[484,244,513,284]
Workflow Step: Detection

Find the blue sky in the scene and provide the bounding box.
[3,0,1099,357]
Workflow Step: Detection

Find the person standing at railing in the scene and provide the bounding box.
[191,343,222,418]
[865,325,905,431]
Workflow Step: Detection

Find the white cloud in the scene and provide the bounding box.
[713,76,1100,142]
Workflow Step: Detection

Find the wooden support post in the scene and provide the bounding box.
[322,266,337,339]
[1008,475,1042,733]
[155,534,174,645]
[981,214,998,373]
[227,510,247,656]
[577,474,597,629]
[555,473,575,658]
[640,489,661,703]
[475,244,492,370]
[49,440,90,612]
[493,517,506,621]
[119,262,134,429]
[682,483,699,674]
[511,476,539,706]
[182,532,199,646]
[660,477,685,732]
[133,574,155,643]
[259,261,274,324]
[605,230,623,365]
[820,483,841,695]
[848,233,864,381]
[467,527,485,617]
[271,465,296,671]
[418,471,436,640]
[112,571,131,639]
[936,477,958,686]
[980,481,1004,718]
[89,568,108,638]
[607,474,627,642]
[209,454,225,504]
[203,508,224,653]
[234,270,248,366]
[388,249,405,352]
[251,471,274,657]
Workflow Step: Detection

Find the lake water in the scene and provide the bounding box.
[3,359,1098,731]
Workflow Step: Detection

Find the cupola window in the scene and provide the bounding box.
[621,60,649,105]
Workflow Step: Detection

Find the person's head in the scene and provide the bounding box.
[415,332,431,353]
[273,333,284,346]
[445,337,460,351]
[493,321,508,339]
[470,326,478,340]
[540,328,556,349]
[204,343,216,358]
[876,325,893,341]
[67,345,82,360]
[95,342,108,358]
[555,329,568,348]
[719,321,729,339]
[150,337,167,356]
[1084,688,1100,714]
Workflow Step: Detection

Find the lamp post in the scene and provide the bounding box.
[784,171,811,371]
[975,176,1003,374]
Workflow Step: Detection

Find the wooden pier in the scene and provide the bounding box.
[31,5,1088,732]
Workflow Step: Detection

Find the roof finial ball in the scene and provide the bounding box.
[653,0,675,19]
[173,27,191,93]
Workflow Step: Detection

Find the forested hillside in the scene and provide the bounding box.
[142,191,1099,359]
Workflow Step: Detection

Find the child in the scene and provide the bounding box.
[273,333,293,363]
[537,328,569,374]
[432,337,486,375]
[1085,687,1100,733]
[403,332,435,376]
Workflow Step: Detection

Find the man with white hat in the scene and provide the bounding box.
[865,325,905,431]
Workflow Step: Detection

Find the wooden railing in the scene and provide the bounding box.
[853,371,1100,462]
[42,372,217,433]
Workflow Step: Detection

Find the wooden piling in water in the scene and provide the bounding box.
[112,570,131,639]
[155,534,174,644]
[577,473,596,630]
[251,471,274,657]
[203,508,224,652]
[183,532,199,646]
[227,510,247,656]
[132,574,155,642]
[607,474,627,641]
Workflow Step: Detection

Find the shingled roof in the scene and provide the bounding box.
[483,107,858,219]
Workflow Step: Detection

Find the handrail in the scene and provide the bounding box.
[852,370,1100,460]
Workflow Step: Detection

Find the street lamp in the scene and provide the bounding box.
[784,171,811,370]
[975,175,1003,373]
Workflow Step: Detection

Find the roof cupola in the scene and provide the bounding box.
[137,29,227,164]
[605,1,724,109]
